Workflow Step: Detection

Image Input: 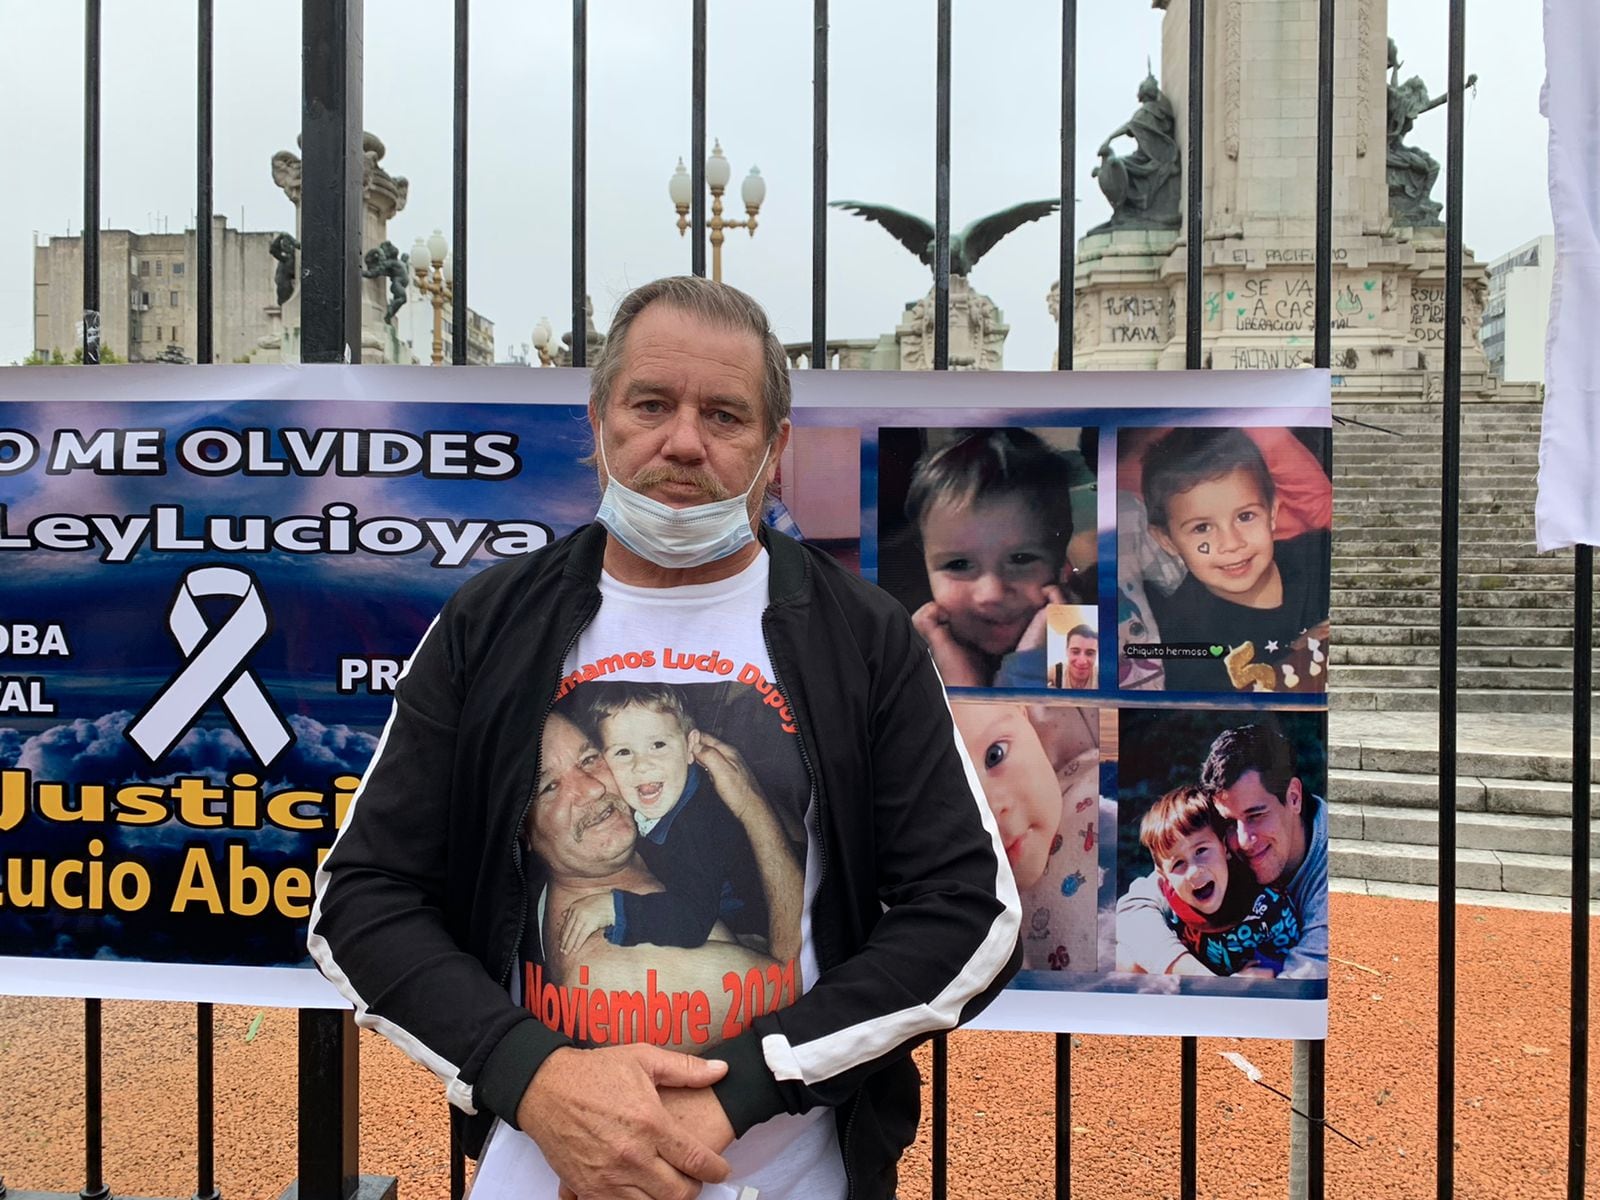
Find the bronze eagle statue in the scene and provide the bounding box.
[828,198,1060,277]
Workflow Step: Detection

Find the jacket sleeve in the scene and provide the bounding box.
[705,614,1023,1135]
[307,602,571,1123]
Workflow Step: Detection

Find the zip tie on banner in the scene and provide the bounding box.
[1220,1052,1365,1150]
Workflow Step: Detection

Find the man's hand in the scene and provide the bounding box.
[694,731,766,821]
[911,602,989,687]
[558,893,616,957]
[659,1086,736,1155]
[520,1043,731,1200]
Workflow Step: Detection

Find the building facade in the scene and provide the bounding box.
[33,218,279,363]
[1481,234,1554,383]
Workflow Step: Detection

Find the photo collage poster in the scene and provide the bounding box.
[0,366,1329,1038]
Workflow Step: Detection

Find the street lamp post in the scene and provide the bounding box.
[531,316,558,367]
[669,139,766,284]
[410,229,453,366]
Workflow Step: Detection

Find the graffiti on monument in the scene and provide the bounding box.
[1408,283,1473,344]
[1100,292,1171,345]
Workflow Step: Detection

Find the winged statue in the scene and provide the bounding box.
[828,198,1060,277]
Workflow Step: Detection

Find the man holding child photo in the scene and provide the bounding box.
[1115,714,1328,982]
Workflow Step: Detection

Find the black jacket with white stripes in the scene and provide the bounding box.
[308,522,1021,1199]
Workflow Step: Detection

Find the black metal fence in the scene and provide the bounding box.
[23,1,1595,1198]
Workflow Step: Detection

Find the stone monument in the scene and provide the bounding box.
[1061,0,1493,391]
[254,132,415,364]
[829,198,1058,370]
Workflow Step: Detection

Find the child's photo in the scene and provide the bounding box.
[877,426,1098,689]
[1113,709,1328,981]
[767,425,861,571]
[1116,426,1331,694]
[1046,605,1099,691]
[951,699,1106,972]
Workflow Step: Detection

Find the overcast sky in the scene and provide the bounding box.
[0,1,1550,368]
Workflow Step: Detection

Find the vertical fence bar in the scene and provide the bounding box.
[1570,544,1593,1200]
[929,2,953,1197]
[451,0,468,365]
[1055,6,1077,1192]
[1299,3,1335,1197]
[1181,3,1204,1192]
[571,0,587,367]
[82,0,101,365]
[195,1004,218,1200]
[300,5,364,1192]
[82,999,107,1200]
[196,0,214,366]
[80,10,106,1196]
[811,0,827,365]
[1312,0,1333,374]
[1436,0,1465,1194]
[1057,0,1075,374]
[449,1122,465,1200]
[300,0,364,364]
[932,0,951,371]
[690,0,706,278]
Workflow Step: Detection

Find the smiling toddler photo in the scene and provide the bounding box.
[1116,425,1331,694]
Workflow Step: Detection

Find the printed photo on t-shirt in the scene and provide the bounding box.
[523,669,809,1054]
[1116,426,1331,695]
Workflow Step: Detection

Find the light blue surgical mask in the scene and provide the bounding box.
[594,438,771,570]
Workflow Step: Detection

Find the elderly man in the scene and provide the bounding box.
[310,276,1021,1200]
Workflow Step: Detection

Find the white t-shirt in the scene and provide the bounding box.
[472,550,844,1200]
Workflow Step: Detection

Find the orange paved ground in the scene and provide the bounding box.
[3,892,1597,1199]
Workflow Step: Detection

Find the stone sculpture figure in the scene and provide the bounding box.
[269,233,299,307]
[1386,38,1476,227]
[1090,71,1181,234]
[828,199,1060,278]
[362,241,410,323]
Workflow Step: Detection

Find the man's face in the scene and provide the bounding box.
[528,714,637,879]
[1212,769,1305,887]
[589,304,789,527]
[1065,634,1097,687]
[1158,825,1230,916]
[599,704,698,821]
[1151,467,1280,604]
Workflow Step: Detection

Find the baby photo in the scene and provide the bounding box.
[951,699,1104,973]
[1113,709,1328,982]
[877,426,1098,689]
[1116,425,1331,694]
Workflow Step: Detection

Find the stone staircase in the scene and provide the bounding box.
[1327,395,1599,901]
[1328,712,1600,902]
[1331,396,1585,714]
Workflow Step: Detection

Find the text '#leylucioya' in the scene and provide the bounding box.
[0,426,552,567]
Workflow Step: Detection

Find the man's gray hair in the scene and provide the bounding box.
[589,276,793,440]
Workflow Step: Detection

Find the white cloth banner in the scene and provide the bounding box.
[1537,0,1600,551]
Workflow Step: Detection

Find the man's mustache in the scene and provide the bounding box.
[628,465,732,501]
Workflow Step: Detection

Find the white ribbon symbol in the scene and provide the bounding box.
[128,565,293,766]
